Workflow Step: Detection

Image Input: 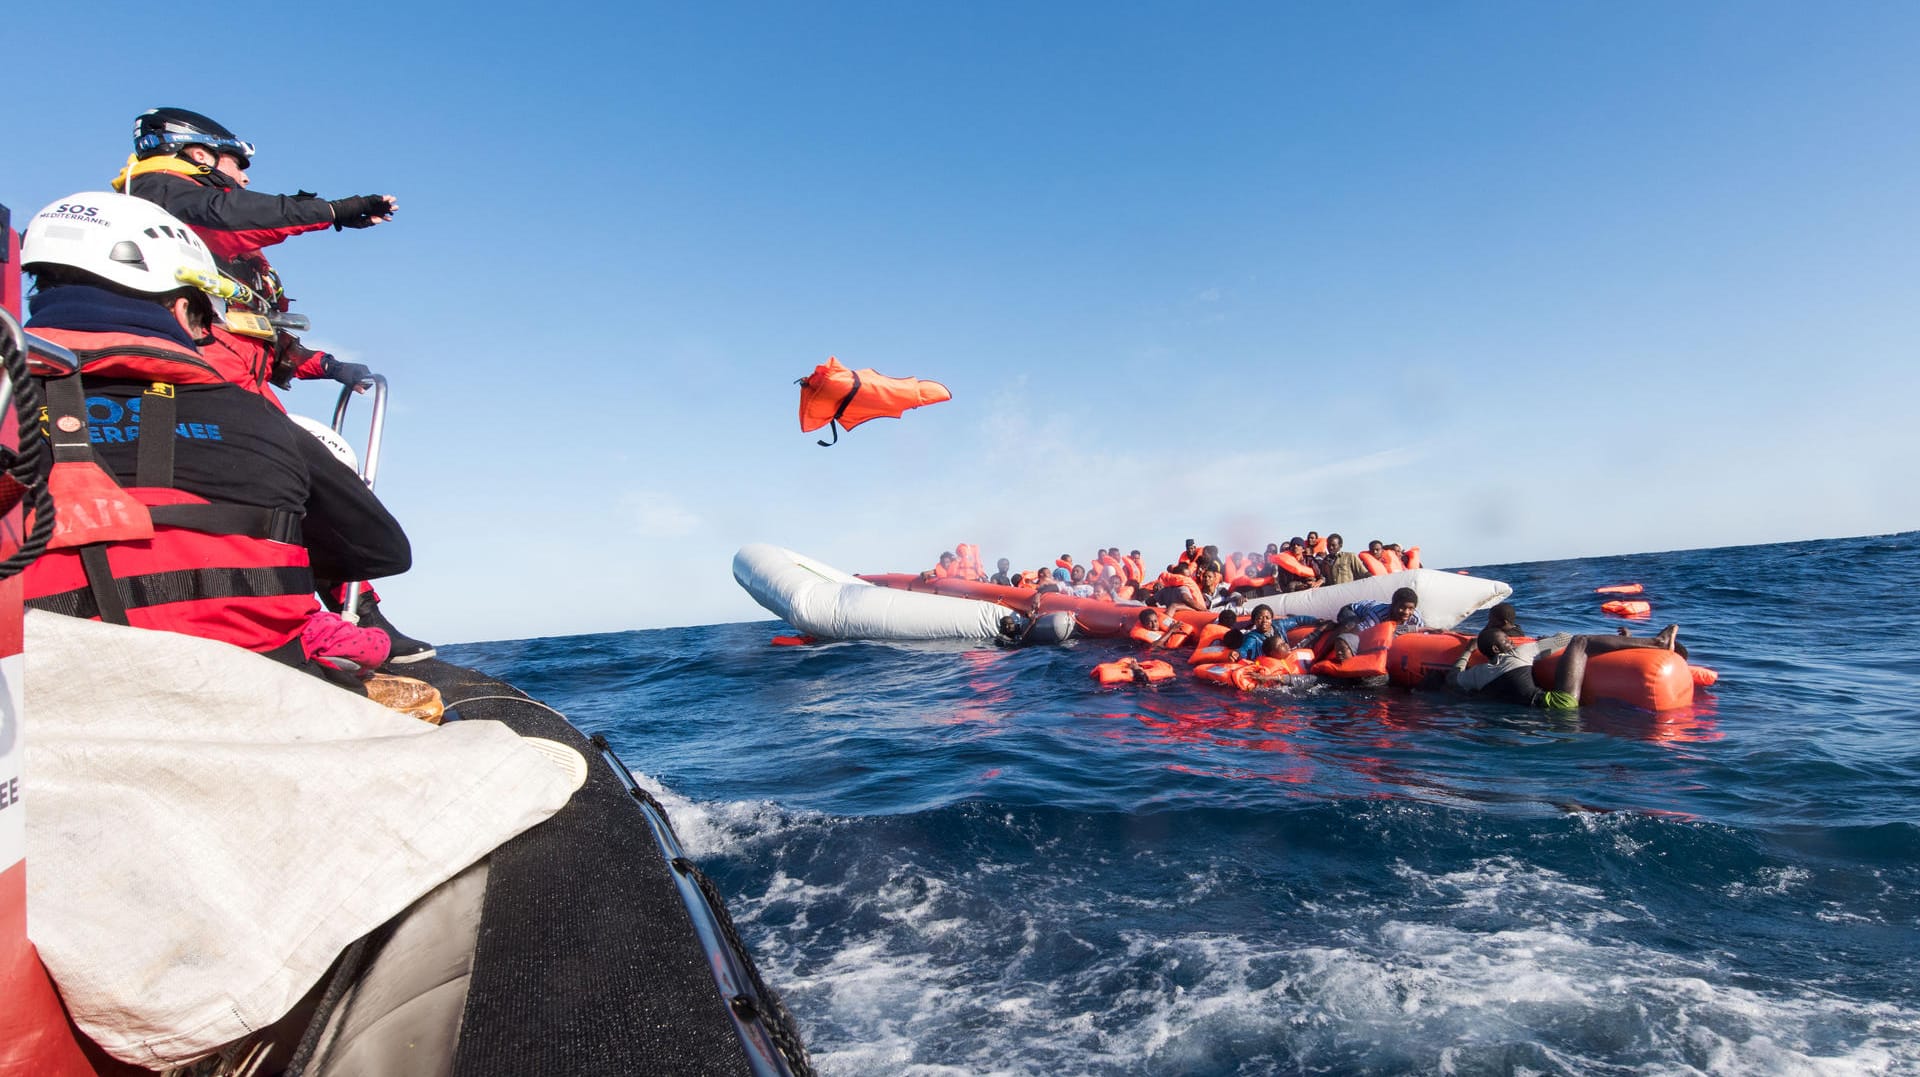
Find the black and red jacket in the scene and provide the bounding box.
[119,159,340,404]
[119,157,333,264]
[20,286,409,656]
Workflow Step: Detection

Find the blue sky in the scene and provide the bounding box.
[7,3,1918,643]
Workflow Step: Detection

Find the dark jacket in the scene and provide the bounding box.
[21,286,408,652]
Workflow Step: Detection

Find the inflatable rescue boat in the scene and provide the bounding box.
[734,543,1009,641]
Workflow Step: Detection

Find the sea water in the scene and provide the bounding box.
[448,532,1920,1076]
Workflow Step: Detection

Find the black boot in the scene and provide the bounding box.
[355,594,437,664]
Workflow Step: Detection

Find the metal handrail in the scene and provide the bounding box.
[22,327,78,377]
[330,375,387,620]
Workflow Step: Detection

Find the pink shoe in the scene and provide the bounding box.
[301,611,392,672]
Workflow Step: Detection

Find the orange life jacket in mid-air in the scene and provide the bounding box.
[797,356,951,446]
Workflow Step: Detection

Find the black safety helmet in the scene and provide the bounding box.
[133,107,255,167]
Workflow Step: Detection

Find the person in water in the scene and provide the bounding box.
[1340,587,1425,633]
[1451,603,1682,709]
[1235,604,1278,660]
[18,192,411,688]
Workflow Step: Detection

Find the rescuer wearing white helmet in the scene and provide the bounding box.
[17,192,412,683]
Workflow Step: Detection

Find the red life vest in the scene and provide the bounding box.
[22,328,317,655]
[1358,551,1389,576]
[1310,621,1399,680]
[1271,550,1316,580]
[1092,659,1174,686]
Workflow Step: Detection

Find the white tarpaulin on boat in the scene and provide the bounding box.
[20,612,586,1067]
[1241,568,1512,631]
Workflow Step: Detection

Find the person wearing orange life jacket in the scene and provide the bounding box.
[1151,564,1206,611]
[920,550,959,581]
[1361,540,1406,575]
[1125,549,1147,584]
[1270,538,1322,593]
[17,193,410,686]
[1454,603,1683,709]
[1229,635,1316,689]
[1306,530,1329,557]
[1128,608,1192,648]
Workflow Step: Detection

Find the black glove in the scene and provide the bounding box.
[269,332,305,389]
[329,195,391,230]
[320,355,373,387]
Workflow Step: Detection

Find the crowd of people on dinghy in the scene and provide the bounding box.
[924,533,1424,609]
[914,537,1691,711]
[10,108,434,700]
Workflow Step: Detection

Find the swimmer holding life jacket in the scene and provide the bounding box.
[1449,603,1684,709]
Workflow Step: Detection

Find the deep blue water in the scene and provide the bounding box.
[448,532,1920,1076]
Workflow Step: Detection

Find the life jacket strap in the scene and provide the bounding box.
[42,374,93,461]
[78,545,131,625]
[135,382,177,487]
[146,503,304,544]
[818,369,862,447]
[28,564,315,621]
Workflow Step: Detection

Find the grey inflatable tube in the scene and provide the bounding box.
[1024,611,1076,645]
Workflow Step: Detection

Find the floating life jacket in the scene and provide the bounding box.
[1595,583,1643,595]
[1191,623,1230,651]
[22,328,315,654]
[797,357,951,446]
[1092,659,1174,686]
[1601,600,1652,618]
[1188,644,1236,667]
[1198,651,1313,690]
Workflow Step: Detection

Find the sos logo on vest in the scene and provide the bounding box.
[84,396,224,445]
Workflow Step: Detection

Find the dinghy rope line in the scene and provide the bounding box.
[591,733,817,1077]
[0,311,57,579]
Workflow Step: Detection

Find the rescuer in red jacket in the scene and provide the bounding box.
[17,192,412,684]
[114,106,388,399]
[114,108,433,661]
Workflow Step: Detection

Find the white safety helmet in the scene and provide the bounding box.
[286,413,361,472]
[21,191,219,295]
